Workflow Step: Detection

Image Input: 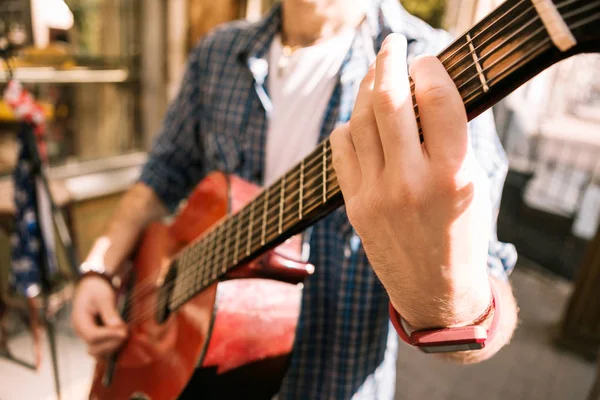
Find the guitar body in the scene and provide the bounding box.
[89,172,312,400]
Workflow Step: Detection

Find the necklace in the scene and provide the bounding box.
[277,42,301,77]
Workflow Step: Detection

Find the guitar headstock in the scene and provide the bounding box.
[558,0,600,53]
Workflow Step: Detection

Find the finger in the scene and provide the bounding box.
[372,33,421,165]
[88,337,125,358]
[349,63,384,184]
[330,123,361,199]
[72,306,126,343]
[75,315,126,343]
[88,325,128,345]
[97,299,125,328]
[410,55,468,164]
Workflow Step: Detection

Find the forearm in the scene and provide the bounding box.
[84,182,169,275]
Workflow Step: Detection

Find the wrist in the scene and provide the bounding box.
[78,261,115,287]
[390,277,501,354]
[390,276,492,330]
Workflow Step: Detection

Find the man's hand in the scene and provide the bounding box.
[71,183,167,358]
[72,276,128,358]
[330,34,492,330]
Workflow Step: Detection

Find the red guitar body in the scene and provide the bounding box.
[89,172,313,400]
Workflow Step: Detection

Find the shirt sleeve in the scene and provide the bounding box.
[469,110,518,280]
[139,42,208,213]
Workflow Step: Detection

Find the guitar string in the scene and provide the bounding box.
[123,149,335,307]
[169,166,340,307]
[460,9,599,104]
[444,0,583,80]
[170,2,552,279]
[121,145,331,302]
[166,5,567,301]
[411,0,579,105]
[127,6,596,319]
[161,153,338,310]
[127,9,584,318]
[438,0,527,65]
[126,8,597,322]
[160,11,598,319]
[123,0,594,305]
[121,0,553,303]
[128,179,342,325]
[451,2,600,98]
[128,182,340,324]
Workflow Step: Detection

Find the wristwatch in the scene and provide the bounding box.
[390,278,500,354]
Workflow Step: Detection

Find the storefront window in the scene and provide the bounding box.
[0,0,142,175]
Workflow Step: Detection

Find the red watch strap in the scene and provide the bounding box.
[390,302,412,344]
[390,277,501,347]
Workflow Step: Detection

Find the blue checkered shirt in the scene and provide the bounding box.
[140,1,517,398]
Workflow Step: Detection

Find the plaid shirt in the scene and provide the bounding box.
[140,1,517,398]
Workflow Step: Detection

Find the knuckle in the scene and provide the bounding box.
[345,199,363,227]
[330,124,349,150]
[331,144,346,173]
[373,89,399,115]
[349,111,374,136]
[363,189,387,214]
[415,82,450,107]
[391,184,421,209]
[331,150,343,172]
[330,124,344,144]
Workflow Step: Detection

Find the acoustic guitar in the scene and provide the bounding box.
[89,0,600,398]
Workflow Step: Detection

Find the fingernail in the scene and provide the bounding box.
[382,33,407,51]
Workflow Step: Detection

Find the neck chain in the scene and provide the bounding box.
[277,41,302,77]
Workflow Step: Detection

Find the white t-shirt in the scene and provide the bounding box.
[264,31,355,186]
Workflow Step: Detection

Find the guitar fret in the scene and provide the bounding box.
[247,201,255,256]
[180,255,191,301]
[202,235,213,287]
[222,218,231,273]
[466,33,490,93]
[234,209,242,265]
[262,189,269,246]
[322,142,327,204]
[299,160,304,220]
[209,226,220,280]
[195,241,206,291]
[191,247,201,296]
[187,254,196,298]
[172,264,182,307]
[279,175,285,234]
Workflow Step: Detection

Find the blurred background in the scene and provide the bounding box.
[0,0,600,399]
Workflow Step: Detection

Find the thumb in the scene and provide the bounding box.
[97,299,124,328]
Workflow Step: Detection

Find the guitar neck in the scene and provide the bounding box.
[168,0,598,311]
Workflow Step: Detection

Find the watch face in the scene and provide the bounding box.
[418,342,485,354]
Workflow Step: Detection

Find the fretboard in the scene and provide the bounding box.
[168,0,595,311]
